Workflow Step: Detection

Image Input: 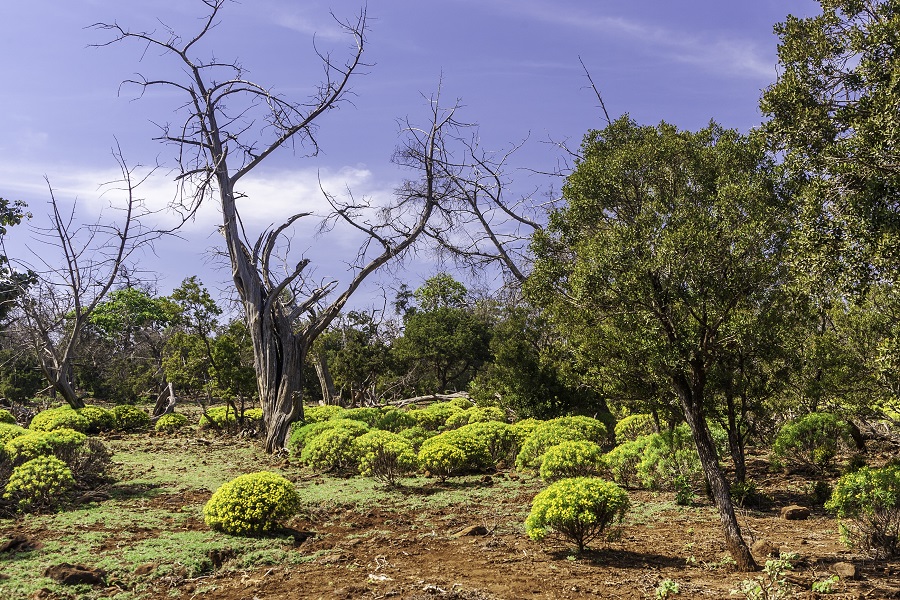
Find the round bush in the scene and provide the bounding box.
[0,422,28,447]
[199,406,237,429]
[539,440,605,482]
[614,414,655,442]
[244,408,263,422]
[112,405,151,431]
[418,442,467,481]
[603,436,651,488]
[354,430,418,485]
[454,421,515,465]
[374,408,417,433]
[29,407,90,433]
[4,455,75,512]
[525,477,629,551]
[203,471,301,535]
[445,406,506,430]
[409,402,465,431]
[636,425,701,492]
[5,428,88,465]
[288,418,369,457]
[397,425,434,450]
[300,423,368,472]
[0,409,16,425]
[76,405,116,434]
[420,427,491,471]
[155,412,188,433]
[303,405,348,423]
[516,416,607,472]
[343,407,384,427]
[509,418,543,451]
[825,465,900,559]
[772,412,851,471]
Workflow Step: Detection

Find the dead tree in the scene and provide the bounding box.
[95,1,457,451]
[17,150,158,408]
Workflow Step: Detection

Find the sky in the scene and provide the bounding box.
[0,0,822,311]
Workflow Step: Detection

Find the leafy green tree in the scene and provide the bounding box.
[317,311,392,405]
[529,117,792,570]
[0,197,34,324]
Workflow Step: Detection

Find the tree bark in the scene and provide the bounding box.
[674,374,756,571]
[312,348,340,406]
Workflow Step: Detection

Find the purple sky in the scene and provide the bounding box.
[0,0,821,307]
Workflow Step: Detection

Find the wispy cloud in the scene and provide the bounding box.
[498,0,774,80]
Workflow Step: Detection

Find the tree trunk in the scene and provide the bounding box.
[724,391,747,484]
[312,348,340,405]
[675,375,756,571]
[40,358,85,409]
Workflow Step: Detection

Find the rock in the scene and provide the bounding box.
[780,505,810,520]
[751,540,780,558]
[43,563,106,586]
[30,589,54,600]
[133,562,157,576]
[831,561,858,580]
[452,525,489,538]
[0,535,39,553]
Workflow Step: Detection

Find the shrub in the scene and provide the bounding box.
[444,405,506,430]
[288,418,369,457]
[614,413,655,442]
[4,455,75,512]
[448,397,474,410]
[5,428,88,465]
[244,408,263,422]
[373,408,417,433]
[525,477,629,552]
[397,425,434,450]
[300,423,368,472]
[772,412,851,472]
[636,425,702,493]
[155,413,188,433]
[420,427,491,471]
[603,436,651,488]
[455,421,515,465]
[63,438,112,485]
[539,440,605,482]
[198,406,237,429]
[29,406,90,433]
[508,418,542,451]
[825,465,900,558]
[409,402,465,431]
[354,430,418,485]
[0,409,16,425]
[417,442,467,481]
[76,405,116,434]
[0,422,28,448]
[203,471,301,535]
[111,405,150,431]
[343,407,384,427]
[516,416,607,472]
[303,405,348,423]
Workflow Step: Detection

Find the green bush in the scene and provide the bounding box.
[76,405,116,434]
[444,405,506,430]
[155,413,188,433]
[287,418,369,457]
[448,397,474,410]
[772,412,851,472]
[29,406,90,433]
[417,442,467,481]
[111,405,151,431]
[539,440,605,482]
[509,418,543,452]
[300,423,368,472]
[603,436,651,488]
[244,408,263,422]
[397,425,434,450]
[420,427,491,471]
[525,477,629,552]
[373,408,417,433]
[515,416,607,472]
[409,402,465,431]
[354,430,418,485]
[636,425,702,493]
[0,422,28,449]
[4,455,76,512]
[614,413,655,442]
[0,409,16,424]
[203,471,301,535]
[303,405,348,423]
[198,406,237,429]
[342,407,384,427]
[825,465,900,558]
[454,421,515,465]
[5,428,88,465]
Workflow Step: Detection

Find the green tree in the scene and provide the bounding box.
[0,197,33,324]
[529,117,792,570]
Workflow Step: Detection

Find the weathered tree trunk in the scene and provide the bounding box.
[724,391,747,484]
[674,373,756,571]
[312,348,340,406]
[39,358,84,409]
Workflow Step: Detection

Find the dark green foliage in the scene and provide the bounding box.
[826,465,900,558]
[772,412,852,471]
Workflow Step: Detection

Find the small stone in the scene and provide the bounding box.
[751,540,779,558]
[43,563,106,586]
[780,505,810,520]
[452,525,489,538]
[831,561,858,580]
[134,562,157,576]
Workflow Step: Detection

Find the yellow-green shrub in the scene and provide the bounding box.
[397,425,434,450]
[525,477,629,552]
[509,418,543,452]
[29,406,90,433]
[454,421,515,465]
[299,423,368,472]
[0,422,28,448]
[76,405,115,434]
[614,413,655,442]
[418,442,467,481]
[5,428,88,464]
[288,418,369,457]
[420,427,491,471]
[342,407,383,427]
[539,440,605,482]
[203,471,301,535]
[0,409,16,424]
[198,406,237,429]
[826,465,900,558]
[303,405,348,423]
[603,436,651,488]
[772,412,851,471]
[409,402,465,431]
[4,455,75,512]
[636,425,702,493]
[155,413,188,433]
[112,405,151,431]
[516,416,607,472]
[354,430,418,485]
[374,408,417,432]
[445,405,506,430]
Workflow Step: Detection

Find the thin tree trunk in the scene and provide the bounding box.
[675,375,756,571]
[312,348,339,405]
